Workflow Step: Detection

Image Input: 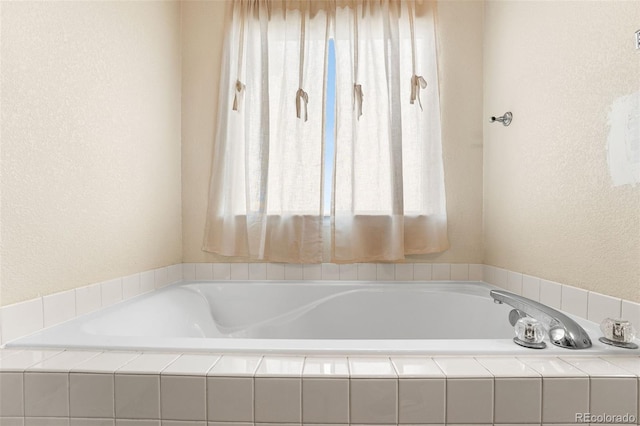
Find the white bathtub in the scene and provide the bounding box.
[8,281,639,355]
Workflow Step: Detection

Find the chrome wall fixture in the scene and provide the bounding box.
[490,111,513,126]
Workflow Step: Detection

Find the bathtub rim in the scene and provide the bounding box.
[5,279,640,356]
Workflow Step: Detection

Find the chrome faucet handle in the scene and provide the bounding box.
[491,289,592,349]
[489,111,513,126]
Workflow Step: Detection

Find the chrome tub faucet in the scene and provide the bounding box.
[490,289,592,349]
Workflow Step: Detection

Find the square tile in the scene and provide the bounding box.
[518,357,587,377]
[521,275,540,301]
[413,263,432,281]
[398,378,445,424]
[285,264,304,280]
[70,373,114,418]
[349,358,397,378]
[468,264,483,281]
[476,357,539,377]
[621,300,640,326]
[162,354,219,376]
[587,292,622,324]
[248,263,267,280]
[391,357,445,378]
[450,264,469,281]
[376,264,395,281]
[507,271,523,295]
[72,352,141,374]
[494,378,541,423]
[302,378,349,423]
[0,350,63,372]
[590,377,637,418]
[212,263,231,280]
[182,263,197,281]
[140,270,156,293]
[303,357,349,377]
[434,357,492,377]
[339,264,357,280]
[0,372,24,417]
[167,264,183,284]
[432,263,451,280]
[0,298,44,342]
[321,263,339,280]
[561,357,634,377]
[24,372,69,417]
[43,289,76,327]
[101,278,123,307]
[115,374,160,419]
[493,267,509,288]
[541,377,589,423]
[482,265,496,285]
[302,264,322,280]
[161,375,206,421]
[395,264,414,281]
[539,279,562,309]
[357,263,377,280]
[350,378,397,424]
[230,263,249,280]
[195,264,213,281]
[0,350,23,359]
[266,263,285,280]
[122,274,142,299]
[154,267,170,288]
[162,422,206,426]
[207,377,253,422]
[561,285,588,318]
[256,356,304,377]
[254,377,301,423]
[446,378,493,424]
[115,421,160,426]
[28,350,100,372]
[207,355,261,377]
[117,353,180,374]
[600,357,640,376]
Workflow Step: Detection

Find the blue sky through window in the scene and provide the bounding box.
[323,39,336,215]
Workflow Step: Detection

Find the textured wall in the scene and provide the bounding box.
[0,1,183,306]
[483,1,640,302]
[181,0,485,264]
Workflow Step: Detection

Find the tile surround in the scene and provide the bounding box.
[1,262,640,424]
[0,351,638,424]
[0,263,640,350]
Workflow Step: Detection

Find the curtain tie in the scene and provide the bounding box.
[296,88,309,121]
[232,80,246,112]
[354,84,364,120]
[410,74,427,111]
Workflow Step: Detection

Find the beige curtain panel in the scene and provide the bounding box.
[203,0,449,263]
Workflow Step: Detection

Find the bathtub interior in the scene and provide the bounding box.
[6,280,640,355]
[84,282,518,339]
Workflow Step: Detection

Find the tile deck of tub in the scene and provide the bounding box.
[1,263,639,425]
[0,349,639,425]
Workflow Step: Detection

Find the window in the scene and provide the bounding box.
[203,1,448,263]
[324,39,336,215]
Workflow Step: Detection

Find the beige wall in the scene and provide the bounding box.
[0,1,183,306]
[181,0,485,264]
[5,0,635,307]
[483,1,640,302]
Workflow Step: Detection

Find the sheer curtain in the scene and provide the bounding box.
[203,0,449,263]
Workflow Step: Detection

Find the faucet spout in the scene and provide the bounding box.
[490,289,592,349]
